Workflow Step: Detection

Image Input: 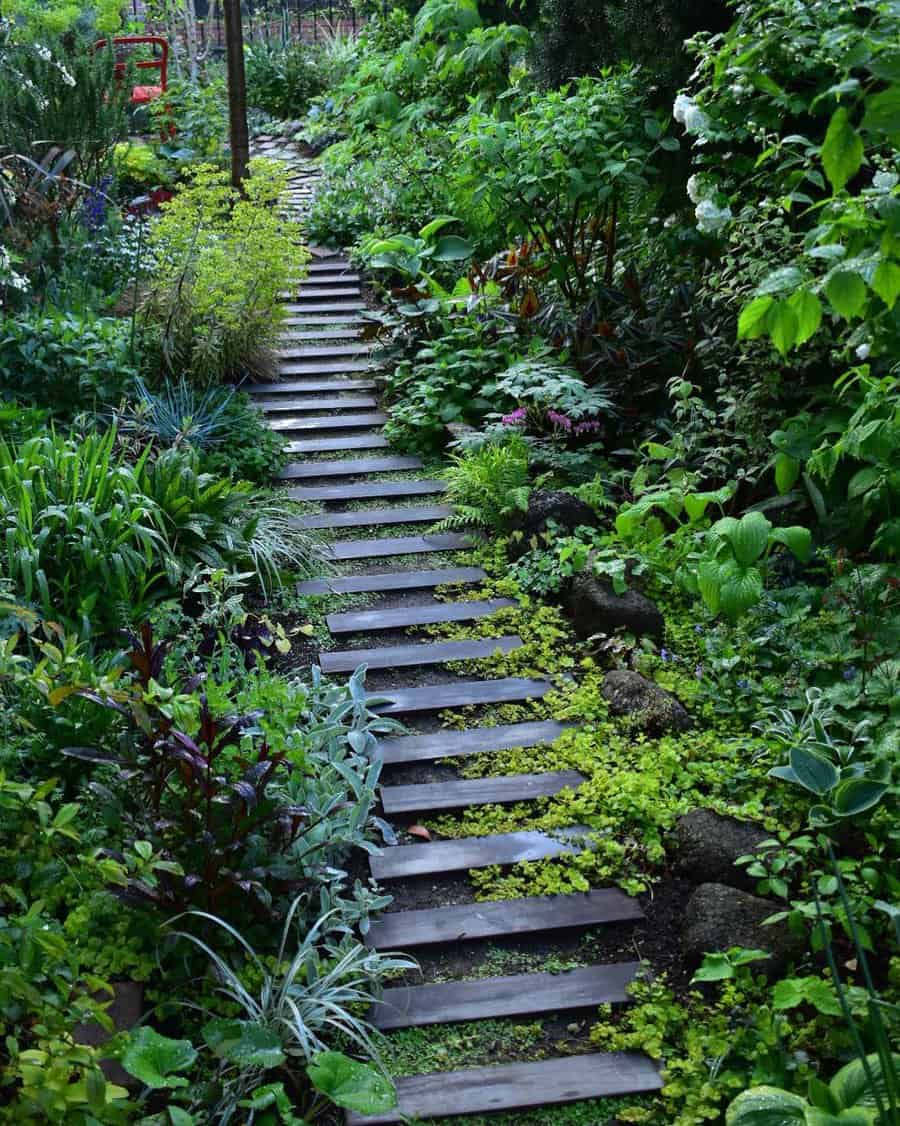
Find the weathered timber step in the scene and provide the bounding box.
[283,301,366,314]
[288,479,445,503]
[377,719,569,765]
[249,378,376,394]
[379,769,584,814]
[297,565,485,596]
[327,533,471,561]
[371,961,641,1030]
[365,888,643,950]
[275,343,371,359]
[287,434,389,454]
[292,287,361,299]
[277,359,374,375]
[345,1053,662,1126]
[369,825,588,880]
[305,260,353,273]
[371,676,550,716]
[328,597,515,634]
[283,314,366,326]
[280,455,423,480]
[278,329,366,342]
[297,503,453,531]
[284,272,361,286]
[268,412,388,432]
[262,396,378,413]
[320,635,522,675]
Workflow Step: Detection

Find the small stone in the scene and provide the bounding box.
[565,571,665,640]
[671,809,769,890]
[601,670,691,734]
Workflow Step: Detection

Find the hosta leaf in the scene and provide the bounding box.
[727,512,772,566]
[788,747,839,796]
[775,453,801,494]
[308,1051,397,1115]
[202,1019,285,1069]
[726,1086,807,1125]
[769,525,812,562]
[821,107,863,192]
[719,566,764,621]
[831,778,888,817]
[829,1052,900,1110]
[120,1027,196,1090]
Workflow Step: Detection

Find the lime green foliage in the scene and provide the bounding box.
[4,0,121,36]
[112,140,168,188]
[435,433,531,532]
[142,160,308,385]
[383,1019,546,1077]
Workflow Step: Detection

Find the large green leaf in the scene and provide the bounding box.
[770,525,812,563]
[726,1086,807,1125]
[831,778,889,817]
[120,1027,197,1090]
[825,271,867,320]
[738,295,775,340]
[789,747,839,796]
[431,235,475,262]
[769,299,799,356]
[726,512,772,566]
[821,107,863,192]
[719,565,764,621]
[308,1052,397,1115]
[775,453,801,495]
[697,559,724,614]
[862,85,900,144]
[788,289,823,345]
[202,1019,285,1069]
[829,1053,900,1109]
[871,259,900,310]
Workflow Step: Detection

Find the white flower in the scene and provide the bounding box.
[674,94,710,136]
[673,93,693,124]
[695,199,732,234]
[687,174,706,203]
[35,44,51,61]
[855,343,870,361]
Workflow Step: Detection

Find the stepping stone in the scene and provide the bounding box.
[268,411,388,432]
[280,455,423,480]
[320,635,523,674]
[370,826,590,879]
[328,533,471,561]
[262,396,378,412]
[249,378,376,394]
[296,503,452,531]
[379,769,584,814]
[288,479,445,502]
[345,1053,661,1126]
[277,359,374,375]
[371,676,551,715]
[328,598,514,633]
[287,434,389,454]
[377,720,568,765]
[366,887,643,949]
[297,565,486,595]
[371,961,641,1030]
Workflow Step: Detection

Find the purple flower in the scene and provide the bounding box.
[736,678,750,690]
[574,419,603,435]
[660,648,671,662]
[81,175,113,233]
[546,409,573,431]
[694,664,703,680]
[501,407,527,426]
[842,666,857,681]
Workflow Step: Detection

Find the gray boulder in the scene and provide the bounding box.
[682,883,804,976]
[601,670,691,734]
[672,809,770,891]
[566,572,665,640]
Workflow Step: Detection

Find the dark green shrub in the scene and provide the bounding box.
[245,42,326,119]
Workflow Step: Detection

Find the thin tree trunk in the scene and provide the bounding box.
[222,0,249,188]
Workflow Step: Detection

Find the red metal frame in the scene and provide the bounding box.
[93,35,169,106]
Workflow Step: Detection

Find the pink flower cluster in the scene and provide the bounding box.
[501,407,528,426]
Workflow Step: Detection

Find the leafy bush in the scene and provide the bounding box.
[141,160,307,385]
[245,41,326,119]
[436,432,531,531]
[199,393,288,484]
[0,309,136,417]
[150,74,229,163]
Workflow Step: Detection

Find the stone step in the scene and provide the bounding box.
[370,825,590,880]
[328,598,514,634]
[297,565,485,596]
[370,676,551,716]
[345,1053,662,1126]
[288,479,445,502]
[296,503,453,531]
[371,961,641,1030]
[280,455,423,480]
[379,769,583,814]
[365,888,643,949]
[377,720,568,765]
[327,533,471,561]
[287,434,389,454]
[268,411,388,432]
[249,378,376,394]
[262,396,378,412]
[320,635,522,674]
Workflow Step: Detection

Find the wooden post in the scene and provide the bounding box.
[222,0,250,188]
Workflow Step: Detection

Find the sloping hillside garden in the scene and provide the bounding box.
[0,0,898,1124]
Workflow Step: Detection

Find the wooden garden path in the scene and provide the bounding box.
[251,139,661,1124]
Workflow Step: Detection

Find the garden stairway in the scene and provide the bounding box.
[251,137,662,1124]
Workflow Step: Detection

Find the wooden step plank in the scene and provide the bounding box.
[286,272,361,285]
[262,396,378,412]
[277,359,374,375]
[280,456,423,480]
[365,888,643,950]
[377,720,568,765]
[278,329,366,342]
[294,286,361,299]
[372,677,551,717]
[305,260,353,273]
[320,635,523,674]
[346,1053,662,1125]
[371,962,640,1030]
[379,769,584,814]
[283,301,366,314]
[275,343,371,359]
[370,825,587,880]
[269,411,388,432]
[249,378,376,394]
[297,503,452,532]
[297,565,485,595]
[287,434,390,454]
[283,315,366,326]
[328,598,514,634]
[288,480,445,502]
[328,533,471,561]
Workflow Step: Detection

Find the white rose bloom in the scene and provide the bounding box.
[695,199,732,234]
[683,103,710,135]
[673,93,693,124]
[687,174,706,203]
[855,343,870,361]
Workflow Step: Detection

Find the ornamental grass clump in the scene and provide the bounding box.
[141,159,308,386]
